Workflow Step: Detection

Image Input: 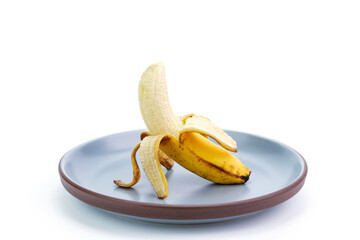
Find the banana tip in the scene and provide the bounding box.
[240,171,251,183]
[113,180,122,186]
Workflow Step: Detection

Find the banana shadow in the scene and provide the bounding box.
[111,169,174,202]
[165,169,174,179]
[113,186,141,201]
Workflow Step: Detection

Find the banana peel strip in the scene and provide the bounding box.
[140,131,174,170]
[139,135,169,199]
[180,115,237,152]
[113,142,141,188]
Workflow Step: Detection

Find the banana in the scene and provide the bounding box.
[114,62,250,199]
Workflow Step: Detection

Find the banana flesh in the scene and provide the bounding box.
[138,62,183,139]
[114,62,251,199]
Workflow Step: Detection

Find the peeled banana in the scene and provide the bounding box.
[114,62,251,199]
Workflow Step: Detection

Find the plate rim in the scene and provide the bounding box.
[59,129,308,220]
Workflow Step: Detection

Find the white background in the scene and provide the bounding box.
[1,0,359,239]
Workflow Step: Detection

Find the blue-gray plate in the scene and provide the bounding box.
[59,130,307,224]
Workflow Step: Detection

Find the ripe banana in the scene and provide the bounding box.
[114,62,251,199]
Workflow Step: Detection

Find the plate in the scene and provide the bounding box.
[59,130,307,224]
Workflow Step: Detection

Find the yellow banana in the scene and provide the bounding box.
[114,62,251,199]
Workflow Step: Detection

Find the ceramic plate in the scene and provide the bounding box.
[59,130,307,224]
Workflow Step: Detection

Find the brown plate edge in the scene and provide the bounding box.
[58,149,307,220]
